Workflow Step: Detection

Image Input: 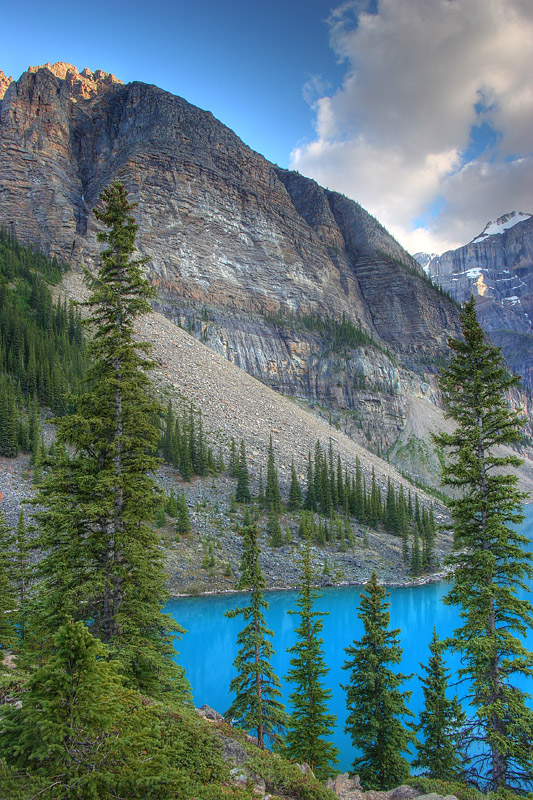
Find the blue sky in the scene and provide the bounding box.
[2,0,533,254]
[2,0,339,170]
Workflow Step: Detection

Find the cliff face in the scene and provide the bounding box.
[418,212,533,389]
[0,63,469,471]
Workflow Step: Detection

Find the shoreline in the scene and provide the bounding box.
[169,567,453,599]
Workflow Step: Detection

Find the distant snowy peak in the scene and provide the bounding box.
[470,211,532,245]
[413,252,438,274]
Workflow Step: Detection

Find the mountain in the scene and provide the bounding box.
[415,211,533,390]
[1,62,530,484]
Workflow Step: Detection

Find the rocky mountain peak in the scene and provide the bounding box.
[26,61,123,101]
[416,212,533,390]
[0,70,13,100]
[470,211,532,245]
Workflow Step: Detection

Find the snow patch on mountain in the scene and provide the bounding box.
[470,211,532,244]
[413,252,438,274]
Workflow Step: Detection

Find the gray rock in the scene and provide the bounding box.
[197,703,224,721]
[387,787,420,800]
[218,735,249,767]
[413,795,458,800]
[326,772,362,796]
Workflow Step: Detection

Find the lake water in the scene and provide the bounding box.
[165,504,533,772]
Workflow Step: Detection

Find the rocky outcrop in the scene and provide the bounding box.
[0,70,12,99]
[416,212,533,389]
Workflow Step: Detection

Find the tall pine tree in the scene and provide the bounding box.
[225,522,287,748]
[0,509,17,656]
[29,183,188,698]
[342,572,413,789]
[235,438,251,504]
[266,434,282,514]
[413,628,466,781]
[284,536,339,779]
[434,296,533,791]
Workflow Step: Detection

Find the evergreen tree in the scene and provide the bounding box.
[267,508,284,548]
[266,434,282,514]
[385,478,398,533]
[342,572,413,789]
[31,428,43,485]
[0,379,18,457]
[179,426,193,481]
[413,628,466,781]
[336,455,345,511]
[401,524,410,564]
[29,183,188,698]
[288,460,303,510]
[161,399,175,462]
[228,437,238,478]
[165,488,178,518]
[154,504,167,528]
[285,537,339,779]
[354,457,364,520]
[216,445,225,473]
[225,523,287,748]
[235,438,251,504]
[0,509,17,655]
[257,465,265,507]
[12,508,31,642]
[434,296,533,791]
[304,452,316,511]
[411,524,423,576]
[366,468,381,528]
[0,621,124,798]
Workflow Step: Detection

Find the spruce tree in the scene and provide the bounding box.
[165,488,178,518]
[434,296,533,791]
[161,399,175,462]
[266,433,282,514]
[225,522,287,747]
[235,438,251,504]
[267,508,284,548]
[176,491,191,537]
[228,437,238,478]
[413,628,466,781]
[257,465,265,507]
[0,509,17,655]
[285,537,339,779]
[29,183,188,698]
[12,508,31,642]
[411,524,423,576]
[288,460,302,510]
[342,572,413,789]
[0,620,124,797]
[304,452,316,511]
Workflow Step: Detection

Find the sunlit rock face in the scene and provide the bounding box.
[417,212,533,389]
[0,62,468,458]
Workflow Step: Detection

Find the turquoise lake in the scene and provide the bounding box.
[165,504,533,772]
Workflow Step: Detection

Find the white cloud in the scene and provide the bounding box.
[291,0,533,254]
